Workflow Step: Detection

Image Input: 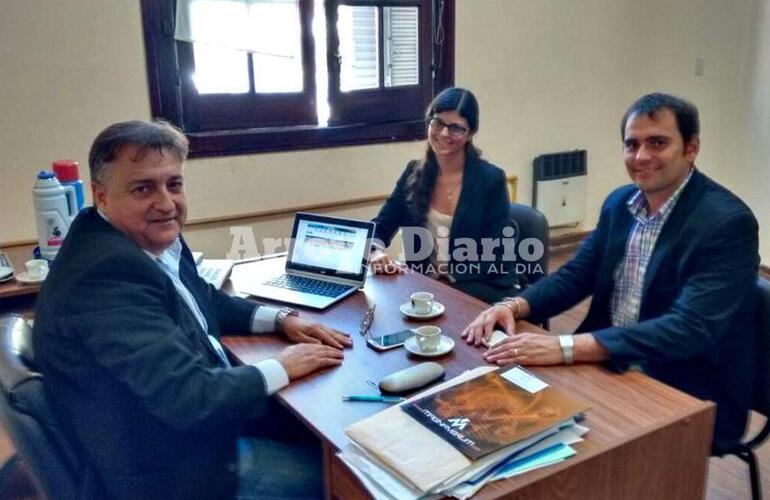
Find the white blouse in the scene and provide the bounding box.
[425,207,454,279]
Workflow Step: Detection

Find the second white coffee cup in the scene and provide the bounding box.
[410,291,434,315]
[414,325,441,352]
[25,259,49,280]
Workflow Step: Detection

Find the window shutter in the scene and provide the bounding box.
[344,7,378,90]
[384,7,418,87]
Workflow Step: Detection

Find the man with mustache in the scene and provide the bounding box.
[462,93,759,454]
[33,120,350,499]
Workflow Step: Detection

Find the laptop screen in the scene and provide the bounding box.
[286,213,375,282]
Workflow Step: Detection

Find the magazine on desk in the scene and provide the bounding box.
[400,367,590,460]
[343,366,592,497]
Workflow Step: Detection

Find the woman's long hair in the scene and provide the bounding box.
[404,87,482,224]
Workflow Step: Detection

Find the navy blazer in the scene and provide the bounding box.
[373,155,516,287]
[521,170,759,452]
[33,208,267,499]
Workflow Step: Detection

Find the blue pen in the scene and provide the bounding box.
[342,395,404,404]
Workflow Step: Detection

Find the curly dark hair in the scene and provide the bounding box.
[404,88,482,225]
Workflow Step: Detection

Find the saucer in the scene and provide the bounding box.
[404,335,455,357]
[14,271,47,284]
[0,268,14,283]
[399,301,445,320]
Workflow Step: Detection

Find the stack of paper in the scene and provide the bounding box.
[192,252,235,290]
[341,366,590,500]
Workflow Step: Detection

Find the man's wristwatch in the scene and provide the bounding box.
[558,335,575,365]
[275,307,299,332]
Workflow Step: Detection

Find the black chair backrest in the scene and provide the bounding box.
[0,314,82,500]
[510,203,550,288]
[754,278,770,416]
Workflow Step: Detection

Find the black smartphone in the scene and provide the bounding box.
[366,329,414,351]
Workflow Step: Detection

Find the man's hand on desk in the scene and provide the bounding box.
[282,316,353,350]
[461,304,517,346]
[276,344,345,381]
[483,333,562,366]
[483,333,610,366]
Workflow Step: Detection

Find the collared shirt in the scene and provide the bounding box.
[145,241,288,393]
[610,169,694,327]
[96,211,288,393]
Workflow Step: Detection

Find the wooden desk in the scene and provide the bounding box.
[224,258,715,500]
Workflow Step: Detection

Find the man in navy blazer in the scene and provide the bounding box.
[462,93,759,453]
[33,120,351,499]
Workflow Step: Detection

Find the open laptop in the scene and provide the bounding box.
[239,212,375,309]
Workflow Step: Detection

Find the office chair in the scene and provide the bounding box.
[0,314,82,500]
[506,204,550,328]
[726,277,770,500]
[509,203,550,289]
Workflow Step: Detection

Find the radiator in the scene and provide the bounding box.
[532,150,587,227]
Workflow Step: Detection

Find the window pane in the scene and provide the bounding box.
[338,6,379,92]
[192,43,250,94]
[383,7,419,87]
[248,2,303,93]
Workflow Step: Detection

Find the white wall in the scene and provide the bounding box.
[0,0,764,261]
[0,0,418,251]
[742,0,770,260]
[456,0,756,239]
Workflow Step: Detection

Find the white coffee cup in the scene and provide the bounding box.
[410,291,434,315]
[25,259,49,280]
[415,325,441,352]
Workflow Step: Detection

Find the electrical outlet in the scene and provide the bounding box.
[695,57,705,77]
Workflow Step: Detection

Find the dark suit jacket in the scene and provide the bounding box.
[520,170,759,452]
[33,208,269,499]
[373,155,516,287]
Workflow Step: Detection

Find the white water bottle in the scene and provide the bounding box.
[33,171,78,261]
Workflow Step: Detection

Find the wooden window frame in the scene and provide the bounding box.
[140,0,455,158]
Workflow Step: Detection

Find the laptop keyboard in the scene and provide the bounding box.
[264,274,352,298]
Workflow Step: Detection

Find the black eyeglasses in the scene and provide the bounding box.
[427,116,469,137]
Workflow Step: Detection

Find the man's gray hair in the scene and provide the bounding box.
[88,120,189,184]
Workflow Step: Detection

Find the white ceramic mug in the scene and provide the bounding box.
[415,325,441,352]
[410,291,434,315]
[25,259,49,280]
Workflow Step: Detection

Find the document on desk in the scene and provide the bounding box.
[447,422,588,499]
[341,420,586,500]
[401,367,590,460]
[338,443,431,500]
[344,366,590,495]
[345,367,494,493]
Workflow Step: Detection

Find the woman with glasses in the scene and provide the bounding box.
[370,87,517,303]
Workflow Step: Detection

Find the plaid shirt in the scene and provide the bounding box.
[610,169,694,327]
